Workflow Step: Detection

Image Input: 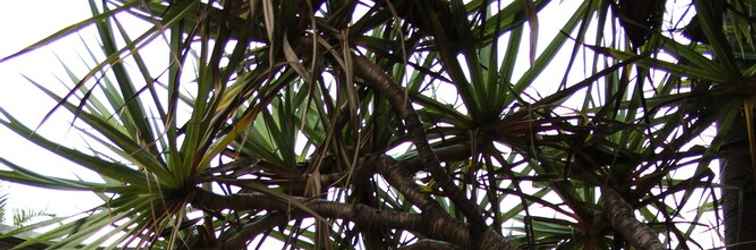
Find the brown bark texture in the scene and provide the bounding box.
[190,187,515,250]
[721,115,756,250]
[601,187,664,250]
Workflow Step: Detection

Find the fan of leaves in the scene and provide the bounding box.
[0,0,746,249]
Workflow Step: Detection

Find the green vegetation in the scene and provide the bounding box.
[0,0,754,249]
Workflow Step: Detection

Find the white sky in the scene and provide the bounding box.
[0,1,104,222]
[0,0,723,249]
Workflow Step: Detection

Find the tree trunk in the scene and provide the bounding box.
[721,115,756,250]
[601,187,664,250]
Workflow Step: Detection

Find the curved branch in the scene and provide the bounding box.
[601,187,665,250]
[374,156,439,211]
[373,156,515,250]
[352,54,487,239]
[190,188,513,250]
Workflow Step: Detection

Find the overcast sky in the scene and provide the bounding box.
[0,1,103,222]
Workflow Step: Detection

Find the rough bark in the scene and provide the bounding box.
[601,187,664,250]
[352,54,488,245]
[374,157,440,212]
[190,188,514,250]
[721,115,756,250]
[373,156,515,250]
[194,151,511,249]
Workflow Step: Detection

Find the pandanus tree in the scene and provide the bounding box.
[0,0,750,249]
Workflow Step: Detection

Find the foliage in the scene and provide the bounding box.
[0,189,55,227]
[0,0,753,249]
[12,209,55,228]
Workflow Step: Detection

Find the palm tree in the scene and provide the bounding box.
[611,1,756,249]
[0,0,746,249]
[690,1,756,248]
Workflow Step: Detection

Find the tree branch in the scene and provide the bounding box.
[190,187,513,249]
[352,54,487,242]
[601,187,665,250]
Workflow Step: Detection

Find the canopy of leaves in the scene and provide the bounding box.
[0,0,754,249]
